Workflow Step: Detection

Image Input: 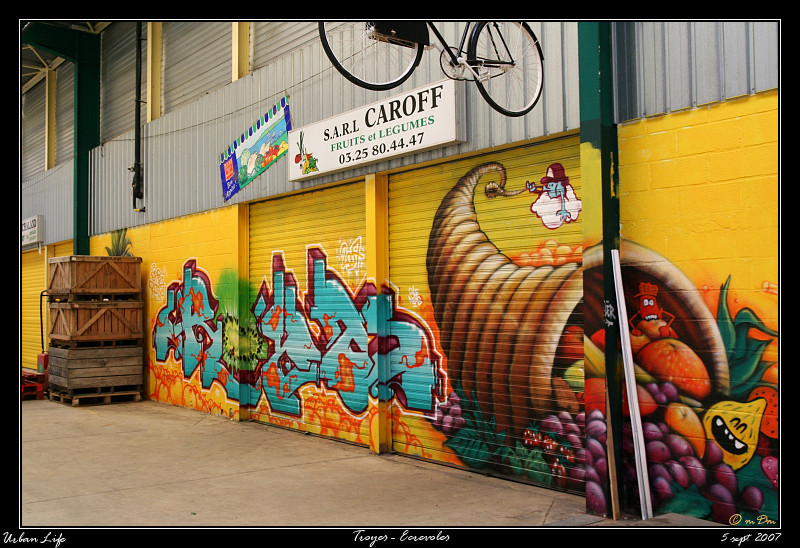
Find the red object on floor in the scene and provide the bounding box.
[21,370,47,400]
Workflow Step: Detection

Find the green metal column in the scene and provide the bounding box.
[578,21,623,517]
[21,23,101,256]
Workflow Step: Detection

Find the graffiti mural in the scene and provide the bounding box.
[582,241,779,525]
[337,235,366,283]
[423,161,587,488]
[151,248,444,430]
[153,260,229,390]
[526,162,582,229]
[253,249,371,415]
[421,159,778,525]
[144,146,777,526]
[251,247,444,417]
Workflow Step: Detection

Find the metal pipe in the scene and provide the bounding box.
[131,21,145,212]
[39,290,49,353]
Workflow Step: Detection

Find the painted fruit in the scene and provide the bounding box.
[702,398,766,470]
[761,363,779,385]
[761,455,779,489]
[560,325,585,362]
[623,383,658,417]
[664,402,705,458]
[680,455,707,488]
[584,376,606,414]
[635,338,710,400]
[664,433,694,458]
[703,439,724,466]
[636,319,677,340]
[741,485,764,514]
[628,328,652,355]
[747,386,779,438]
[707,484,736,524]
[638,384,657,415]
[651,475,674,504]
[645,440,671,463]
[590,329,606,351]
[713,463,738,494]
[667,460,690,488]
[563,360,585,392]
[586,481,607,515]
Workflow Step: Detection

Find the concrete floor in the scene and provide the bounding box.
[19,397,721,536]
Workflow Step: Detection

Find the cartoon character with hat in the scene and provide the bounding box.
[628,281,676,338]
[526,163,582,229]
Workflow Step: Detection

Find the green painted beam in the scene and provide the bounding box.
[578,21,624,517]
[22,23,101,256]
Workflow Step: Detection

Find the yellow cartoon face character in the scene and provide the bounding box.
[703,398,766,470]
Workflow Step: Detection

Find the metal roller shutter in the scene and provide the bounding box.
[387,135,587,492]
[21,243,74,370]
[21,250,46,370]
[248,182,371,444]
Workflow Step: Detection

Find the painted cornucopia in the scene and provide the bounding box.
[426,160,733,437]
[426,161,583,439]
[425,161,778,523]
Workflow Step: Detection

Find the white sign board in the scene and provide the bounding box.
[288,79,464,182]
[21,215,43,246]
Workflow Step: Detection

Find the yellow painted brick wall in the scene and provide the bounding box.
[618,90,779,338]
[90,206,244,418]
[616,90,779,523]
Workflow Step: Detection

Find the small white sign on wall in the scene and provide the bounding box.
[288,79,465,182]
[21,215,43,246]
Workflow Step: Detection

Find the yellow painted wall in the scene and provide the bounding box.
[618,90,779,360]
[20,241,74,371]
[21,90,777,525]
[90,206,245,419]
[616,90,779,524]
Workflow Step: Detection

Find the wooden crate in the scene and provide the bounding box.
[48,255,142,299]
[49,300,143,347]
[47,346,143,392]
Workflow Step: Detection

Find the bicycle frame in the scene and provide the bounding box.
[375,21,516,82]
[319,21,544,117]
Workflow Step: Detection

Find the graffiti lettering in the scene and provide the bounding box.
[153,260,227,390]
[148,262,168,301]
[153,250,443,419]
[338,235,365,279]
[253,248,443,416]
[407,285,423,308]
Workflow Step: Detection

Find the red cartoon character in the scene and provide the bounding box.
[629,281,676,338]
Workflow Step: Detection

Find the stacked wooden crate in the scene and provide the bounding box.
[47,256,144,405]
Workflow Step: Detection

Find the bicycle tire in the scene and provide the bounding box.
[319,22,424,91]
[468,22,544,117]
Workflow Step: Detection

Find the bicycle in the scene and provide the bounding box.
[318,22,544,118]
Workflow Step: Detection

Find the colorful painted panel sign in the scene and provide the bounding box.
[219,97,292,201]
[287,79,465,182]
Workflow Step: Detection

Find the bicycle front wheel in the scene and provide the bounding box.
[468,22,544,117]
[319,22,423,91]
